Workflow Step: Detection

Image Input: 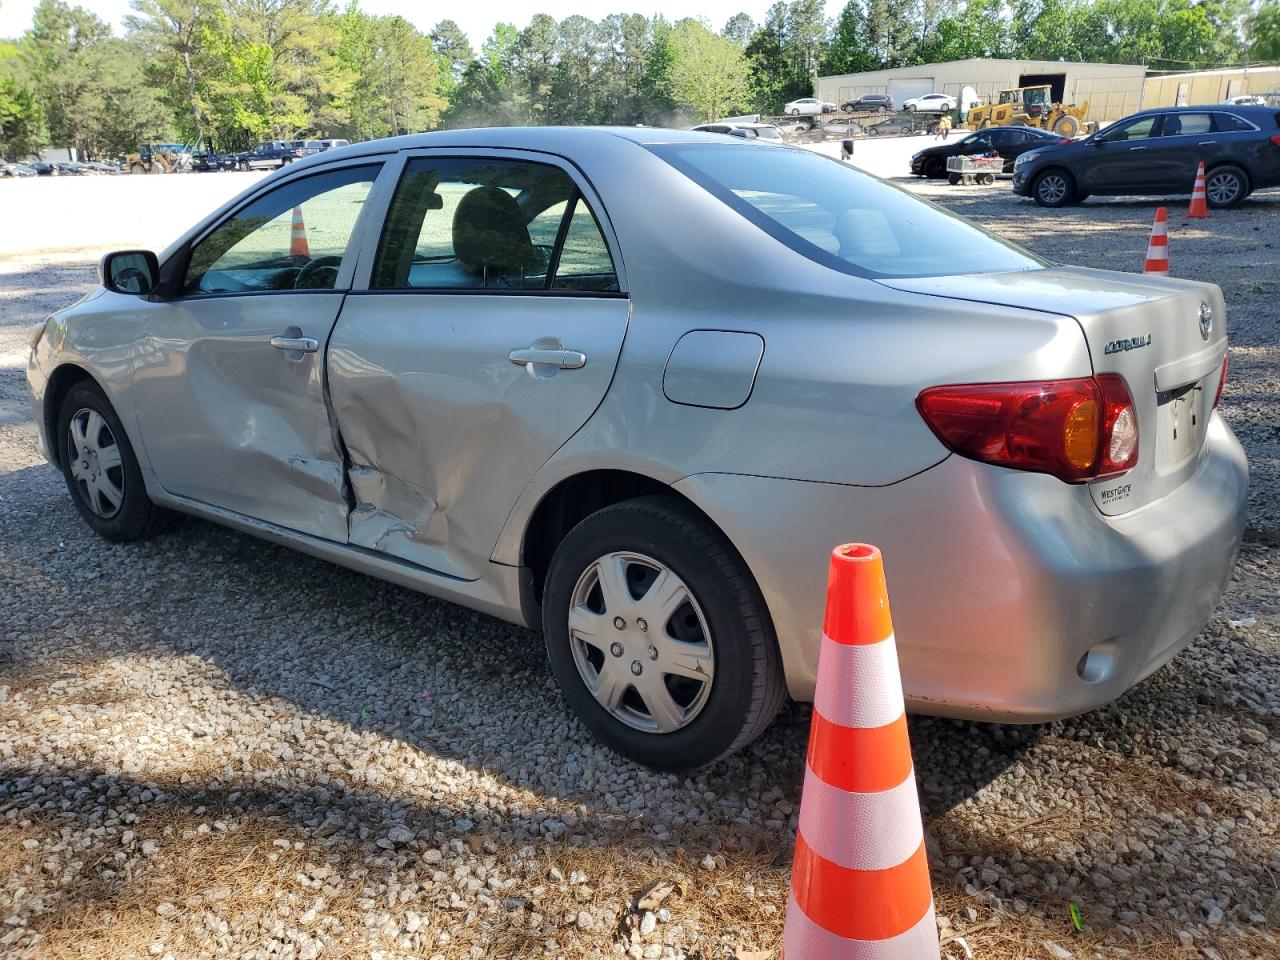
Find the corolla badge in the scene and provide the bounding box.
[1103,334,1152,355]
[1199,301,1214,341]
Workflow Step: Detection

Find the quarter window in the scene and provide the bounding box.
[371,157,619,292]
[1213,113,1255,132]
[183,164,380,295]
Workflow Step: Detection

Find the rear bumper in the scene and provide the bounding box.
[675,414,1247,722]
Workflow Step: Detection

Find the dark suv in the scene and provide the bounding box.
[235,141,302,171]
[1013,104,1280,208]
[841,93,894,113]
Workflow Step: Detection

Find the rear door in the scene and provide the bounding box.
[1152,111,1217,190]
[1076,114,1179,192]
[327,150,630,581]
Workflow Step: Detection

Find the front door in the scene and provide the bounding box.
[1077,114,1180,192]
[327,152,629,581]
[130,160,387,540]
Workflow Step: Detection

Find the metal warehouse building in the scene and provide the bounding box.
[1142,64,1280,107]
[818,58,1147,122]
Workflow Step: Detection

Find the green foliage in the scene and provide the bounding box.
[0,74,46,158]
[665,18,750,121]
[1249,2,1280,61]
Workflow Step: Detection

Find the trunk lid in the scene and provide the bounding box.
[880,266,1228,514]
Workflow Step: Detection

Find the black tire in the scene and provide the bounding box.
[925,157,946,179]
[1205,164,1248,209]
[1031,168,1075,207]
[948,172,961,185]
[57,381,171,542]
[541,496,786,771]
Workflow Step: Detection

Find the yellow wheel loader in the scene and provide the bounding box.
[125,144,173,174]
[966,85,1092,137]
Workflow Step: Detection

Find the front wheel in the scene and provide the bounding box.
[789,108,800,116]
[541,497,786,770]
[1205,164,1248,209]
[57,381,171,542]
[1032,169,1075,207]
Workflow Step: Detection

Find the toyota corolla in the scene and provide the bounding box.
[28,127,1247,770]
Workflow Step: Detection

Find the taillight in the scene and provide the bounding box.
[1270,135,1280,148]
[1214,353,1229,407]
[917,375,1139,483]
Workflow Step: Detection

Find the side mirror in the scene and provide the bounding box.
[100,250,160,295]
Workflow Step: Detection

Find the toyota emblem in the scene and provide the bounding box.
[1199,301,1213,341]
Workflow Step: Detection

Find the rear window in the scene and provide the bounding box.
[650,143,1043,279]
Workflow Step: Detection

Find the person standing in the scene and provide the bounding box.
[936,113,952,140]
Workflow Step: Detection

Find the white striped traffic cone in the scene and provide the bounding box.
[1187,162,1210,219]
[290,205,310,257]
[784,543,939,959]
[1143,207,1169,276]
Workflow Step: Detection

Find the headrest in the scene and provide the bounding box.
[452,185,541,274]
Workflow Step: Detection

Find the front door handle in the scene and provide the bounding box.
[1129,145,1146,151]
[270,335,319,353]
[509,347,587,370]
[1198,140,1215,146]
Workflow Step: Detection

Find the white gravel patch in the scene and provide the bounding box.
[0,176,1277,960]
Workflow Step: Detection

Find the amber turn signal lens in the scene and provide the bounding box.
[1063,399,1100,469]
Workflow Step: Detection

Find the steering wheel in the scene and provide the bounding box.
[293,255,343,290]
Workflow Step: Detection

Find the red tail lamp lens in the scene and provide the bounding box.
[917,376,1138,483]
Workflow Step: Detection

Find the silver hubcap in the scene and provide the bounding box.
[1206,172,1239,205]
[1038,174,1067,204]
[66,408,124,518]
[568,552,715,734]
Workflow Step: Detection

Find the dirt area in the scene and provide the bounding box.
[0,172,1278,960]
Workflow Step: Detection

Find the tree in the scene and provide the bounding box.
[745,24,807,112]
[1249,1,1280,61]
[665,18,749,121]
[125,0,215,146]
[822,1,877,74]
[0,74,46,158]
[721,12,756,45]
[430,19,473,93]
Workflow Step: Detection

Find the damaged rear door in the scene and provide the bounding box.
[131,159,388,539]
[327,150,629,580]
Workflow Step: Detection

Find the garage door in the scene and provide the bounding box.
[887,78,934,104]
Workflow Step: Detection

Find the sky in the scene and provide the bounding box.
[0,0,836,47]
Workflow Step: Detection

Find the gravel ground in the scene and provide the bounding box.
[1,175,1278,960]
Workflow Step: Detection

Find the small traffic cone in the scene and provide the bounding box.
[783,544,939,959]
[290,206,310,257]
[1187,162,1211,218]
[1143,207,1169,276]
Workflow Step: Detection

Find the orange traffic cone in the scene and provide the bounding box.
[1187,162,1211,218]
[783,544,939,959]
[1143,207,1169,276]
[290,206,310,257]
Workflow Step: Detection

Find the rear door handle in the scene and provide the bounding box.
[1129,145,1146,151]
[270,335,319,353]
[509,347,587,370]
[1198,140,1215,145]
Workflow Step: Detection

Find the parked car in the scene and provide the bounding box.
[866,114,923,136]
[1013,104,1280,207]
[26,161,56,176]
[291,139,325,157]
[904,93,957,112]
[783,97,836,116]
[193,151,236,172]
[235,140,302,170]
[1221,94,1266,106]
[318,138,351,151]
[911,125,1069,179]
[29,127,1245,770]
[841,93,894,113]
[690,122,783,142]
[1,160,37,177]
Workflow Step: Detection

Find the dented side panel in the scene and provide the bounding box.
[327,293,629,581]
[129,293,352,541]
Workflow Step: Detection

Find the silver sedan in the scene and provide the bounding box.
[27,127,1247,770]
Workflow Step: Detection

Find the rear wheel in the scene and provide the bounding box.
[541,496,785,770]
[57,381,171,542]
[1205,164,1248,209]
[1032,168,1075,207]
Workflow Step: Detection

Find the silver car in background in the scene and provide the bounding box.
[27,128,1246,770]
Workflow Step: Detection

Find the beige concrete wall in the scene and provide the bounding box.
[1142,67,1280,108]
[818,59,1146,122]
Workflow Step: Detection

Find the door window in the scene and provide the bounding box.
[1159,113,1212,137]
[371,157,619,293]
[1096,115,1160,142]
[184,164,381,295]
